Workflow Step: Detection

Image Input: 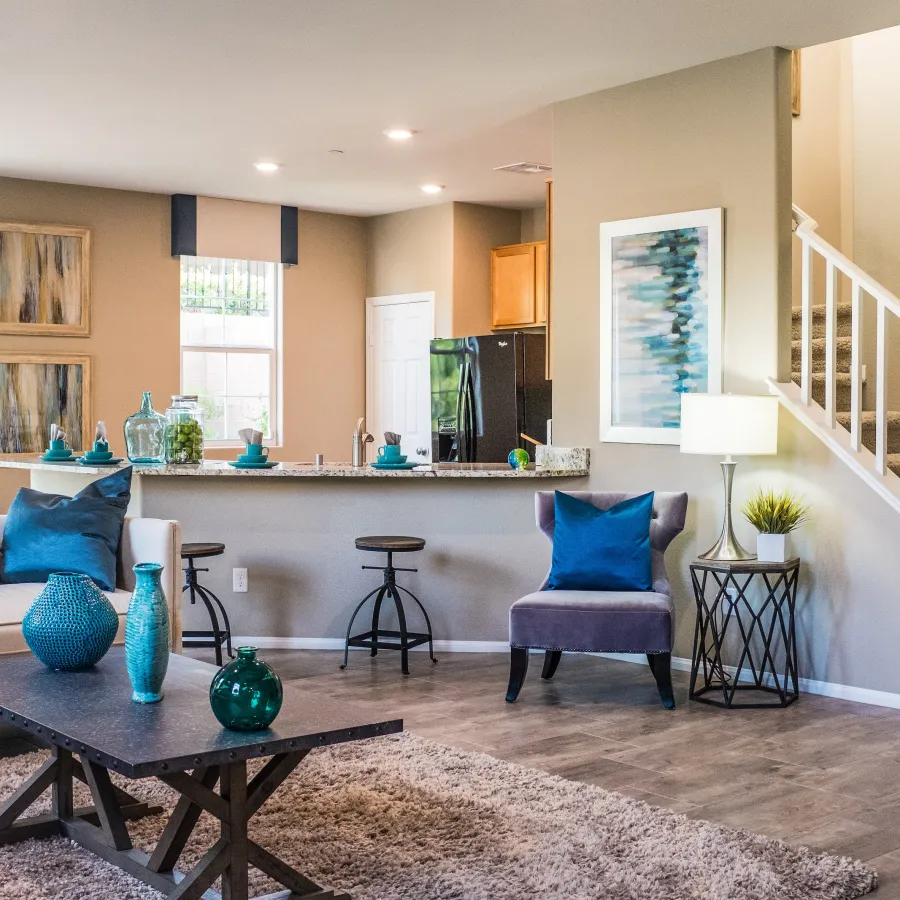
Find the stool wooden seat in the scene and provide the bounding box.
[354,536,426,553]
[341,535,434,675]
[181,542,226,559]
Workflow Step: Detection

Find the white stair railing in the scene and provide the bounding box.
[791,204,900,477]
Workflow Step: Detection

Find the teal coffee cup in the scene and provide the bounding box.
[48,439,71,455]
[86,441,113,460]
[378,445,402,461]
[245,444,269,459]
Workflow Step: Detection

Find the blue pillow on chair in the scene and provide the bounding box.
[0,468,132,592]
[546,490,654,592]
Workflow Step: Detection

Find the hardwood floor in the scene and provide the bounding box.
[6,647,900,895]
[219,648,900,897]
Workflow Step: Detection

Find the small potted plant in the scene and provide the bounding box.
[741,488,809,563]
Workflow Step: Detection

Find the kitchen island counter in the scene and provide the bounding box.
[0,449,590,646]
[0,452,589,479]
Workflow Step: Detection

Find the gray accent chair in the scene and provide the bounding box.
[506,491,688,709]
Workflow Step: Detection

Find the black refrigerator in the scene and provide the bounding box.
[430,333,551,463]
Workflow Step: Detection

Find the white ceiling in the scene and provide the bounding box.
[1,0,898,216]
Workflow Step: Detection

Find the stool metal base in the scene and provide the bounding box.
[182,556,234,667]
[341,550,436,675]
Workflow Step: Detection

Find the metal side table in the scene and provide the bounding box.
[689,557,800,708]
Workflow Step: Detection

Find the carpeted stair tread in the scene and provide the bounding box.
[835,411,900,455]
[791,304,852,341]
[791,371,851,410]
[791,337,852,372]
[887,454,900,476]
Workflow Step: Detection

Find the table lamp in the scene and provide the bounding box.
[680,394,779,561]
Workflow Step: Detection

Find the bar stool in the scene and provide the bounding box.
[341,536,437,675]
[181,542,234,667]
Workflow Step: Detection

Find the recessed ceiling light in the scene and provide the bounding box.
[420,184,444,194]
[254,161,281,173]
[385,129,417,140]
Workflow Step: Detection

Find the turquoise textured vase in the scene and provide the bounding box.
[209,647,283,731]
[125,563,170,703]
[22,573,118,671]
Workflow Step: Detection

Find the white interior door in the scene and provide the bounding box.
[366,292,435,463]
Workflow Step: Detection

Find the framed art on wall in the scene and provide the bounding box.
[0,353,92,453]
[0,222,91,336]
[600,207,723,445]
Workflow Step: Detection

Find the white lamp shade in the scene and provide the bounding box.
[680,394,779,456]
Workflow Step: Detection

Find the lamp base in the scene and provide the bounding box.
[699,459,757,562]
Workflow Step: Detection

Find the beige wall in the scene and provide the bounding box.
[366,201,523,338]
[365,204,454,336]
[452,203,521,337]
[0,178,179,508]
[520,205,547,243]
[0,177,367,508]
[852,26,900,296]
[552,44,900,695]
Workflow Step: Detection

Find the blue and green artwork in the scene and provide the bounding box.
[610,226,710,429]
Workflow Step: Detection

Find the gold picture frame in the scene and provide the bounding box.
[0,352,92,452]
[0,222,91,336]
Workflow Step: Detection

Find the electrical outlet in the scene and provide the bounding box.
[233,568,248,593]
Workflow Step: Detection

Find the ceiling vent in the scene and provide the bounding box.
[493,162,552,175]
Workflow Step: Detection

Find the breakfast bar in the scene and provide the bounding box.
[0,452,590,650]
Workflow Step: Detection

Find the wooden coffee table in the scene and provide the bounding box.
[0,648,402,899]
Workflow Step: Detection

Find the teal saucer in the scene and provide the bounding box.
[78,457,124,467]
[39,454,82,464]
[228,460,278,469]
[369,461,421,470]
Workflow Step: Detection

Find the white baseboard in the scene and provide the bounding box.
[233,636,511,654]
[233,638,900,711]
[597,652,900,711]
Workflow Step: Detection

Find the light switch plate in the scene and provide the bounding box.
[233,568,248,593]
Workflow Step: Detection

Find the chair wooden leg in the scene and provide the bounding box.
[648,652,675,709]
[541,650,562,680]
[505,647,529,702]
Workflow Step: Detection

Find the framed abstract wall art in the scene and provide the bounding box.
[0,353,92,453]
[0,222,91,336]
[600,207,723,445]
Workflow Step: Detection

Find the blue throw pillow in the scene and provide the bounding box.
[0,468,132,592]
[546,491,654,592]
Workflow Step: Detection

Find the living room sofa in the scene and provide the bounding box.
[0,515,183,655]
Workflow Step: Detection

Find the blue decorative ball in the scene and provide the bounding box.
[23,573,119,671]
[508,448,530,470]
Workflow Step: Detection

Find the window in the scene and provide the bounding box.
[180,257,280,445]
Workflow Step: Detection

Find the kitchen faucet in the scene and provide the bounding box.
[352,417,374,467]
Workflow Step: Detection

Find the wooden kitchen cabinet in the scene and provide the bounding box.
[491,240,547,329]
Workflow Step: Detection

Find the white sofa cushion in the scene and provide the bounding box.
[0,583,132,625]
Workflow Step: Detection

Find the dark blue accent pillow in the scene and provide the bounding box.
[546,491,654,592]
[0,468,132,592]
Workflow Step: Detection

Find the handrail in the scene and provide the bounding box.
[793,206,900,317]
[791,203,896,477]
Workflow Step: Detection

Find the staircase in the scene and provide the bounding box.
[790,305,900,474]
[769,205,900,513]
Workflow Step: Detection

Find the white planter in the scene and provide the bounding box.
[756,533,790,563]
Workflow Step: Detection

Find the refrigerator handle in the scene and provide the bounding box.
[465,364,477,461]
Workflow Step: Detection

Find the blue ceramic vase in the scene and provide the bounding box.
[22,573,118,671]
[125,563,169,703]
[209,647,283,731]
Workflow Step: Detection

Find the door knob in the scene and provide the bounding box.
[416,447,428,456]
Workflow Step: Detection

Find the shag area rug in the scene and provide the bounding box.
[0,733,877,900]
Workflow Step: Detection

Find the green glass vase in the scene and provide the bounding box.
[209,647,283,731]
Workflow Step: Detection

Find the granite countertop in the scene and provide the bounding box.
[0,448,589,479]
